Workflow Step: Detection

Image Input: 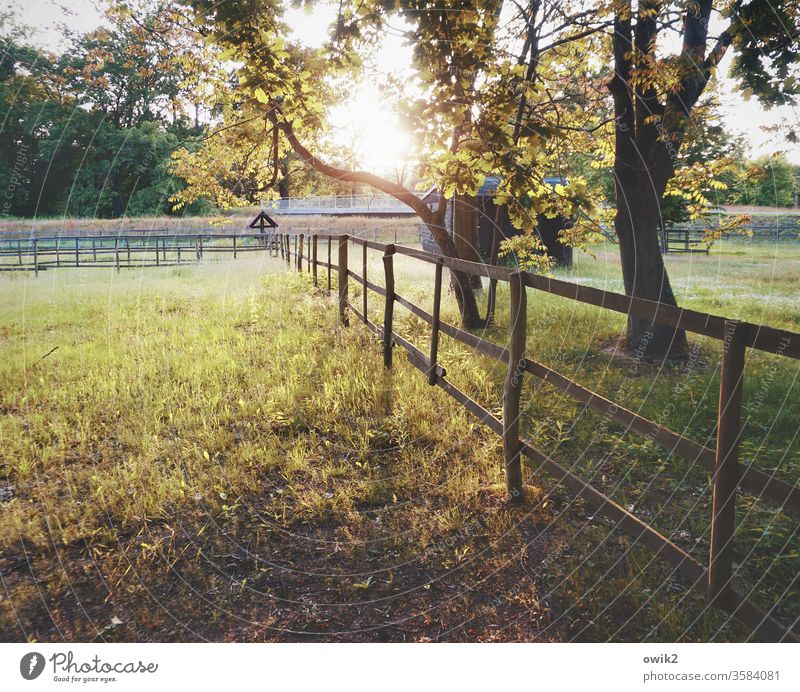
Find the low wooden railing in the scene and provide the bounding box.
[0,232,281,273]
[277,231,799,641]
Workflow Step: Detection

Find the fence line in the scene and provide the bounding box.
[0,232,282,273]
[280,231,799,642]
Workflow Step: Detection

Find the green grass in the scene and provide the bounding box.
[0,241,798,642]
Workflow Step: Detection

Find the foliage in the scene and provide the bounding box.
[0,4,210,218]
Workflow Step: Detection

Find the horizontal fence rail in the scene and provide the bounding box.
[279,231,799,642]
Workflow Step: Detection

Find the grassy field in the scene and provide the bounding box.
[0,212,420,244]
[0,238,798,642]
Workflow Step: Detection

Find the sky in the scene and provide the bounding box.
[5,0,799,167]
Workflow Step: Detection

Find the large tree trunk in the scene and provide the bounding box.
[608,1,731,359]
[452,194,483,292]
[614,173,688,358]
[450,266,484,327]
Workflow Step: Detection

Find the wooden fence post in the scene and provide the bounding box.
[312,235,318,286]
[114,237,120,272]
[18,239,22,265]
[92,237,97,262]
[307,235,312,273]
[298,233,304,272]
[33,238,38,276]
[327,237,332,292]
[503,270,527,502]
[428,258,444,385]
[126,238,130,265]
[708,319,747,607]
[361,241,368,323]
[382,244,395,368]
[75,237,80,267]
[338,235,349,326]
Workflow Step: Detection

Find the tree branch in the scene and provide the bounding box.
[278,120,459,256]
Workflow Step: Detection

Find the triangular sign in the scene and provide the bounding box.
[248,211,279,229]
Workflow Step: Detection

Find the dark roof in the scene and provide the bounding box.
[477,175,567,196]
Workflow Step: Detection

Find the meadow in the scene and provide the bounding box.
[0,235,798,642]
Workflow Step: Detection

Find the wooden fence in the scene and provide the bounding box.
[660,227,711,254]
[0,232,281,274]
[276,231,799,641]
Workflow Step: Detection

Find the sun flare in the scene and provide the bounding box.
[330,89,414,175]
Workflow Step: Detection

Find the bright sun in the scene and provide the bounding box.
[330,88,413,175]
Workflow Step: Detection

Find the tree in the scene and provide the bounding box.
[744,155,796,208]
[0,4,212,219]
[163,0,798,345]
[606,0,799,356]
[170,0,604,328]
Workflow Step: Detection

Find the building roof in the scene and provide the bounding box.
[477,175,567,196]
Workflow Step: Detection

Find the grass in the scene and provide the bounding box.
[0,238,798,642]
[0,212,420,245]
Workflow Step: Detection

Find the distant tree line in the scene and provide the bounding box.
[0,7,357,220]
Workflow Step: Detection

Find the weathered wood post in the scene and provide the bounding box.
[503,271,527,502]
[708,319,746,607]
[298,233,304,272]
[307,235,312,273]
[327,237,332,292]
[126,238,130,265]
[233,235,237,259]
[114,237,120,272]
[155,237,160,266]
[312,234,318,286]
[17,239,22,265]
[33,238,38,276]
[92,237,97,262]
[338,235,349,326]
[75,237,80,267]
[361,241,368,323]
[196,235,201,262]
[428,258,444,385]
[382,244,395,368]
